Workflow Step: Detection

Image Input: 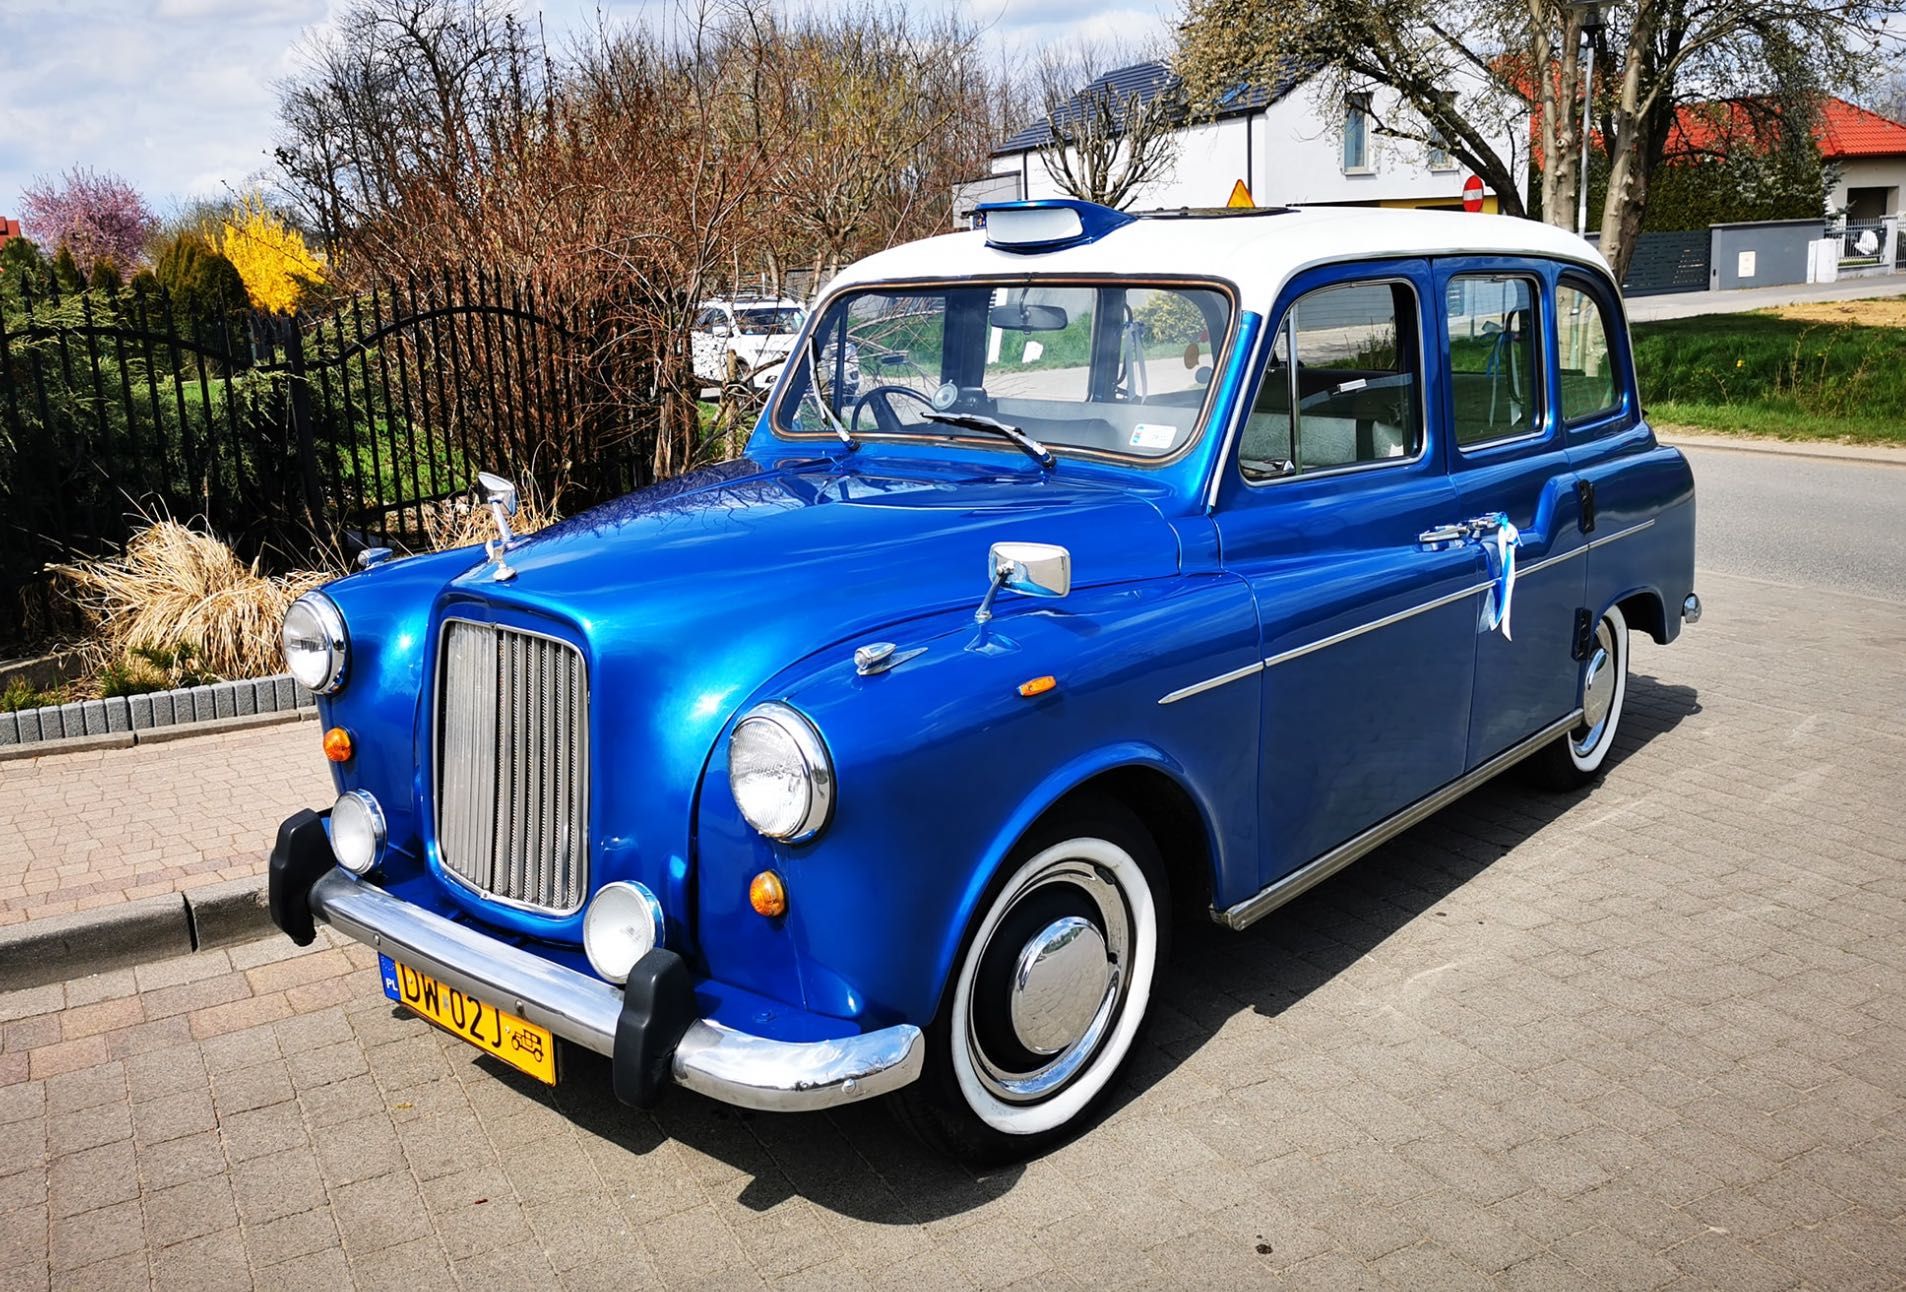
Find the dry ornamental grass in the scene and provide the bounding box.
[54,519,336,681]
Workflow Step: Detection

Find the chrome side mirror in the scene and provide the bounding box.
[476,471,519,518]
[976,541,1071,622]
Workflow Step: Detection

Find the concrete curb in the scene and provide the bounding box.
[0,706,317,764]
[0,876,278,992]
[1659,432,1906,467]
[0,893,196,992]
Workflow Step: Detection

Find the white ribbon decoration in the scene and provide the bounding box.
[1482,512,1520,641]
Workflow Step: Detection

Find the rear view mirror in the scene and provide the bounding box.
[989,303,1070,331]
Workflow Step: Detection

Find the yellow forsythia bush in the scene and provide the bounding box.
[219,193,325,314]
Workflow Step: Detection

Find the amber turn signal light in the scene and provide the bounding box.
[322,727,354,763]
[1016,675,1057,697]
[749,870,788,919]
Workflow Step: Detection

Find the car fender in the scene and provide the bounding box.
[691,573,1262,1027]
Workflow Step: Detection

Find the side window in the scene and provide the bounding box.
[695,307,728,331]
[1556,281,1621,423]
[1241,279,1422,481]
[1445,274,1541,447]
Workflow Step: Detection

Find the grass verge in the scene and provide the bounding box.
[1631,307,1906,444]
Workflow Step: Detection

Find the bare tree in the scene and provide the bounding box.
[1034,42,1184,209]
[1177,0,1906,279]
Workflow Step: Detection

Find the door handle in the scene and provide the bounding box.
[1419,516,1503,546]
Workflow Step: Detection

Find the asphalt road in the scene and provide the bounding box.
[1683,444,1906,604]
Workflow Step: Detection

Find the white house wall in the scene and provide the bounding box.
[1830,157,1906,216]
[993,69,1528,215]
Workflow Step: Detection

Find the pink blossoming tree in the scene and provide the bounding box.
[19,167,158,278]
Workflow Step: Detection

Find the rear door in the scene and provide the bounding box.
[1211,259,1487,888]
[1437,260,1588,765]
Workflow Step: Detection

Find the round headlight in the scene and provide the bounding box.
[329,790,386,874]
[283,592,348,694]
[583,881,666,984]
[729,702,833,842]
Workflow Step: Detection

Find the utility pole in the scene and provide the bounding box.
[1570,1,1610,238]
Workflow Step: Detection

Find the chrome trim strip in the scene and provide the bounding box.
[1158,660,1265,705]
[1212,709,1583,930]
[309,870,926,1111]
[1264,580,1494,669]
[1518,544,1586,577]
[1589,517,1654,549]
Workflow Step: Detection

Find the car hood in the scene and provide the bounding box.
[427,454,1179,933]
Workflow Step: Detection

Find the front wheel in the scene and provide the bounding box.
[893,799,1167,1164]
[1529,603,1629,789]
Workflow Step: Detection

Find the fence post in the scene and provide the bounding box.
[281,315,328,540]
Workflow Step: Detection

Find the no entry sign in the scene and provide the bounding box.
[1462,175,1485,213]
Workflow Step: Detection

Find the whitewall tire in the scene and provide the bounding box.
[894,798,1167,1163]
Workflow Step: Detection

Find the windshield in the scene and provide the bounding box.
[774,281,1234,462]
[735,307,803,335]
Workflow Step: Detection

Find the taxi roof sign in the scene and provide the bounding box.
[1227,180,1254,209]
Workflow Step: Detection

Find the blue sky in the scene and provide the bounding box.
[0,0,1176,222]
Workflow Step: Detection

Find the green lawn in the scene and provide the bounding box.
[1631,310,1906,445]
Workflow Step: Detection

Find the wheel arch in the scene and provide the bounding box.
[1610,585,1668,644]
[928,743,1219,1019]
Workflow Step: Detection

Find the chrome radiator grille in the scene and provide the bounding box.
[434,620,589,913]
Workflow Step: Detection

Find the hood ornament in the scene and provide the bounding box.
[475,471,520,582]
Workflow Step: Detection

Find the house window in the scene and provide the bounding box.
[1344,94,1371,173]
[1427,93,1456,171]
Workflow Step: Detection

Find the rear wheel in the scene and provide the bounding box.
[1529,604,1629,789]
[893,799,1167,1164]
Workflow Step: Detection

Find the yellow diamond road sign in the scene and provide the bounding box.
[1227,180,1254,209]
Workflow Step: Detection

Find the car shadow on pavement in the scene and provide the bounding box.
[463,673,1698,1224]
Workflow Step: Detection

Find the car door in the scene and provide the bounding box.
[1437,260,1588,766]
[1212,260,1489,889]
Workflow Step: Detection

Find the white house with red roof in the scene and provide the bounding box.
[1817,98,1906,223]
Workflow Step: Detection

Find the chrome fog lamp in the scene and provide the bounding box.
[729,702,834,842]
[283,592,348,694]
[329,790,386,874]
[583,881,667,984]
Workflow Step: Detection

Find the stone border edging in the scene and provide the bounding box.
[0,706,318,763]
[0,672,316,757]
[0,876,275,992]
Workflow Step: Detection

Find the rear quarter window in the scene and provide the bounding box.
[1556,280,1622,423]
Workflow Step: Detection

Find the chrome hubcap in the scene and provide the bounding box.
[1574,620,1618,755]
[1010,917,1112,1056]
[967,859,1129,1104]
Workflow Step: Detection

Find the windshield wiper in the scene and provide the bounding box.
[804,336,857,450]
[920,411,1054,470]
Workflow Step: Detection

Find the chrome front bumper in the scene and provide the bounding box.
[307,870,924,1112]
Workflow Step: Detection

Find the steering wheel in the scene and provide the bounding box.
[850,384,937,435]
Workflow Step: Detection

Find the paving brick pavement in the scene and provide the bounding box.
[0,717,331,927]
[0,568,1902,1289]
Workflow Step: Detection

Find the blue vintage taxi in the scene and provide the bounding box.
[268,199,1698,1162]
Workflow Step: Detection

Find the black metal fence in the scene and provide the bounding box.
[0,272,651,634]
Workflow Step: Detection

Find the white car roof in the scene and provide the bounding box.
[828,207,1616,307]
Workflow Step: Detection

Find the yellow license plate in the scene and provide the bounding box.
[379,954,557,1085]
